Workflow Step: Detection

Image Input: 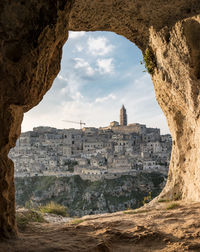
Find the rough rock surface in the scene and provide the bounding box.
[15,173,165,217]
[1,202,200,251]
[0,0,200,237]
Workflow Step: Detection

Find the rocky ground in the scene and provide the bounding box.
[1,201,200,251]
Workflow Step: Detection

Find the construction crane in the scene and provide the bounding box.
[62,120,86,129]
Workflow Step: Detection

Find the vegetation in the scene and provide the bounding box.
[123,210,136,214]
[25,199,34,209]
[123,209,149,215]
[158,198,170,203]
[142,192,152,205]
[173,193,182,201]
[15,172,166,217]
[71,218,85,225]
[39,201,68,217]
[148,172,165,187]
[143,48,157,74]
[166,203,180,210]
[16,209,46,231]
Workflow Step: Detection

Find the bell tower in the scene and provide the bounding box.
[120,105,127,126]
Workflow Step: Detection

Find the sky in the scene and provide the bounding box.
[22,31,169,134]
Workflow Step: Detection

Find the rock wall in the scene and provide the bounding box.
[0,0,200,238]
[150,17,200,201]
[0,0,74,238]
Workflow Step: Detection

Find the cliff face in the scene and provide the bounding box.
[15,174,165,217]
[0,1,74,238]
[0,0,200,238]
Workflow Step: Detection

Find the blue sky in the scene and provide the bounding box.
[22,31,169,134]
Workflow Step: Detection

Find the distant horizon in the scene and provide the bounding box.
[21,120,170,135]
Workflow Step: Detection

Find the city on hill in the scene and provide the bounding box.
[9,105,172,180]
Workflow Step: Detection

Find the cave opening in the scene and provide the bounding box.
[1,0,199,242]
[9,31,171,222]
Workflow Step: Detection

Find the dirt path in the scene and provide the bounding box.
[1,201,200,251]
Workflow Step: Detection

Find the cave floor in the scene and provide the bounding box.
[1,201,200,252]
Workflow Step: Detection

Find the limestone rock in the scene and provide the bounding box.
[0,0,200,238]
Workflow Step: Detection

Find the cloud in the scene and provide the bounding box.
[22,73,169,134]
[69,31,86,39]
[57,74,68,82]
[76,44,84,52]
[87,36,114,56]
[95,93,116,103]
[74,58,95,76]
[97,58,114,74]
[22,31,170,135]
[60,96,119,129]
[57,73,84,102]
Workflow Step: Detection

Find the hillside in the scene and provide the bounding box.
[15,172,166,217]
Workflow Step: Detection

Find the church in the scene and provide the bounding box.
[100,105,160,138]
[120,105,127,126]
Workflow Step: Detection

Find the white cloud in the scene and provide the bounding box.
[87,36,114,56]
[57,74,68,82]
[95,94,116,103]
[57,73,84,102]
[74,58,94,76]
[69,31,86,39]
[72,91,84,101]
[22,76,170,134]
[60,96,119,129]
[22,32,170,135]
[76,44,84,52]
[97,58,114,74]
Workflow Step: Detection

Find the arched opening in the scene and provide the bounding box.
[0,0,199,242]
[10,31,171,219]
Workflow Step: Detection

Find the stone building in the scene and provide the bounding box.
[9,106,171,178]
[120,105,127,126]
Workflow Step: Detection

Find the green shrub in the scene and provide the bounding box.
[142,192,152,205]
[166,203,180,210]
[71,218,85,225]
[143,48,156,74]
[123,209,149,215]
[158,198,170,203]
[39,201,68,217]
[123,210,136,214]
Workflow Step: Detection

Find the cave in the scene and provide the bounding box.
[0,0,200,239]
